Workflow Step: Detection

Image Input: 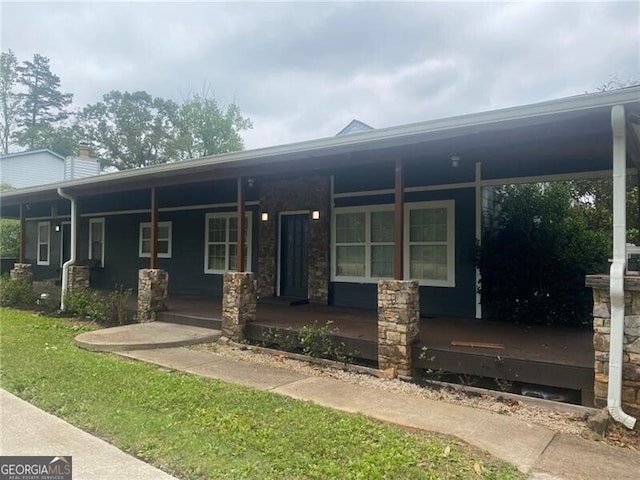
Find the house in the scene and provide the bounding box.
[0,144,99,190]
[2,86,639,416]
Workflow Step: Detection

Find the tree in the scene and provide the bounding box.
[15,54,73,149]
[479,183,609,328]
[78,90,178,170]
[0,182,19,258]
[78,89,253,170]
[0,50,19,154]
[170,92,252,160]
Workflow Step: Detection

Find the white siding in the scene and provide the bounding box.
[64,156,100,180]
[0,151,64,189]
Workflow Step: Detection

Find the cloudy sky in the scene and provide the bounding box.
[1,1,639,149]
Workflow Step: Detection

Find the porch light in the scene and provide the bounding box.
[450,155,460,168]
[54,224,61,232]
[261,212,269,222]
[312,210,320,220]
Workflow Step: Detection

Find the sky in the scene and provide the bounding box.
[1,1,639,150]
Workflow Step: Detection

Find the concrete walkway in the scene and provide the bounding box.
[0,389,177,480]
[74,322,220,351]
[118,346,640,480]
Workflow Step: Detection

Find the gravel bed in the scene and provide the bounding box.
[205,343,588,436]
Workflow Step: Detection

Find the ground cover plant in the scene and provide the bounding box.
[0,309,522,480]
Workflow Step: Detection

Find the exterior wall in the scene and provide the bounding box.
[331,182,477,318]
[64,156,100,180]
[258,176,330,303]
[0,150,64,189]
[588,276,640,417]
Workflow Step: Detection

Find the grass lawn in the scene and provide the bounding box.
[0,309,523,479]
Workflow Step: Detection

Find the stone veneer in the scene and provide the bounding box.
[258,176,330,303]
[377,280,420,376]
[67,265,89,293]
[222,272,256,342]
[137,269,169,322]
[10,263,33,284]
[586,275,640,417]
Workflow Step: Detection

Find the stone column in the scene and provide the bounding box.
[377,280,420,377]
[222,272,256,342]
[587,275,640,417]
[67,265,89,293]
[137,269,168,322]
[10,263,33,285]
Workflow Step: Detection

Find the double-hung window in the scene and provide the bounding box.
[37,221,50,265]
[405,200,455,287]
[333,207,394,281]
[204,212,252,273]
[139,221,172,258]
[332,200,455,287]
[89,218,105,266]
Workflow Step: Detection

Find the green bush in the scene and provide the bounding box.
[479,183,609,328]
[64,286,133,326]
[0,274,38,308]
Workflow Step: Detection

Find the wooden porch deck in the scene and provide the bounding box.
[153,295,595,405]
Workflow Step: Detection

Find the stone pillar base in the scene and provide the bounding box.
[10,263,33,285]
[137,269,168,322]
[587,275,640,417]
[377,280,420,377]
[67,265,90,293]
[222,272,257,342]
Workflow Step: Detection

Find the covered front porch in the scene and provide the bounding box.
[150,295,595,405]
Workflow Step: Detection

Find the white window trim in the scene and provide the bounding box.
[331,205,395,283]
[139,221,172,258]
[37,221,50,266]
[89,218,105,265]
[331,200,456,287]
[404,200,456,288]
[204,212,252,274]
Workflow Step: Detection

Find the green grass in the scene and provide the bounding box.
[0,309,523,479]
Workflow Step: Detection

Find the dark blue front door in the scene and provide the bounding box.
[280,214,309,298]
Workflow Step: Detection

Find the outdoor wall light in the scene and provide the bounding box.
[450,155,460,168]
[260,212,269,222]
[312,210,321,220]
[54,224,61,232]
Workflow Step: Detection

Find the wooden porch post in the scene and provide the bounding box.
[18,203,25,264]
[150,187,158,269]
[237,177,246,272]
[393,159,404,280]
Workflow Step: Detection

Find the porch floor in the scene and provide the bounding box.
[154,295,593,369]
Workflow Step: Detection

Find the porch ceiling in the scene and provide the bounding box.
[1,87,639,212]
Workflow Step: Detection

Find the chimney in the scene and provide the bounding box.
[78,142,90,158]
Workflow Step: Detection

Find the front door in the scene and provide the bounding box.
[279,214,309,298]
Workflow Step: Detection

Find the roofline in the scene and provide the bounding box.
[2,86,639,202]
[0,148,65,162]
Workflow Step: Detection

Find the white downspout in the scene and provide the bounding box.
[608,105,636,429]
[57,187,77,311]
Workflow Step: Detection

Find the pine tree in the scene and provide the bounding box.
[0,50,19,154]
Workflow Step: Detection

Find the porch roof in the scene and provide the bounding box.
[1,86,639,209]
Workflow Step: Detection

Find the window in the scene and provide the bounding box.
[89,218,105,266]
[333,207,394,281]
[405,200,455,287]
[139,221,172,258]
[204,213,252,273]
[37,221,50,265]
[332,201,455,287]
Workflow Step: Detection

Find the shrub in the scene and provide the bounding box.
[64,289,109,324]
[107,285,133,326]
[479,183,609,328]
[0,274,37,308]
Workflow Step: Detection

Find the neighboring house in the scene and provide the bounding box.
[0,144,99,189]
[1,87,639,319]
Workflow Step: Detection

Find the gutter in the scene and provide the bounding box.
[608,105,636,429]
[57,188,77,311]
